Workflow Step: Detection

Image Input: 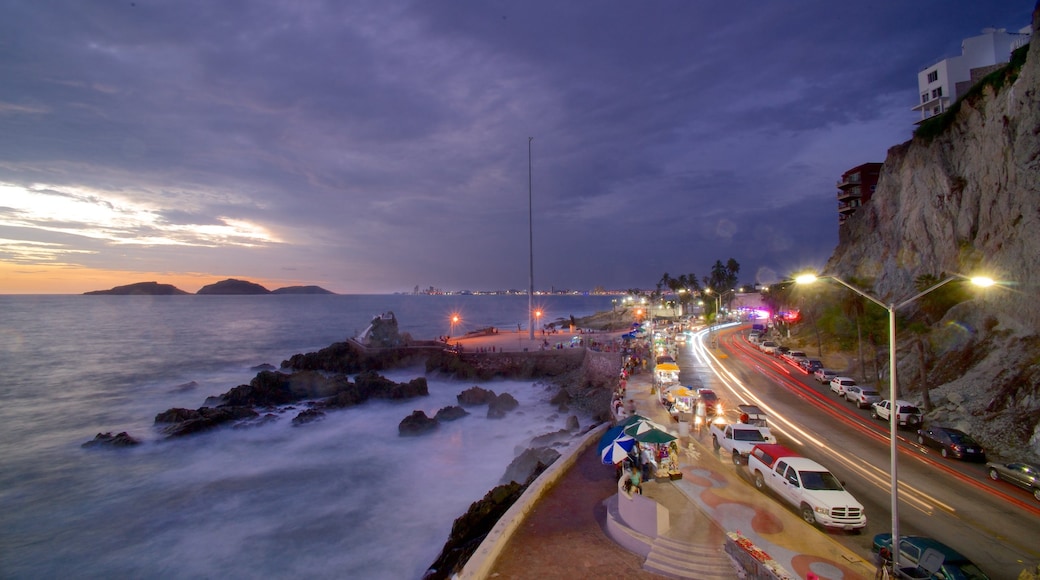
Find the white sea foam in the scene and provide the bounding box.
[0,295,610,579]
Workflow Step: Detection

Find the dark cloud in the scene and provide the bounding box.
[0,0,1032,292]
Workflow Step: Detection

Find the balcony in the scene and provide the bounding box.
[837,187,862,202]
[838,201,859,214]
[836,174,863,189]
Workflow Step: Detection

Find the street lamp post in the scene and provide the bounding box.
[528,137,535,341]
[449,313,460,340]
[795,273,994,572]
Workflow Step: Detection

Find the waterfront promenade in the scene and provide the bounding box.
[453,327,876,579]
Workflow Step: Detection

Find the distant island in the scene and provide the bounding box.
[84,282,190,296]
[84,279,335,296]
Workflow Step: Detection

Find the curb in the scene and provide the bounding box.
[455,422,610,579]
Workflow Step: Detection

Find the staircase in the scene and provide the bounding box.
[643,535,733,579]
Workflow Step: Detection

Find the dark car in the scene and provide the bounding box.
[986,461,1040,501]
[800,358,823,374]
[872,534,989,580]
[696,388,721,417]
[916,427,986,462]
[775,346,791,357]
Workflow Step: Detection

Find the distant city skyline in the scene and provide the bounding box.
[0,1,1032,294]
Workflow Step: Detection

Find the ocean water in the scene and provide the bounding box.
[0,294,614,579]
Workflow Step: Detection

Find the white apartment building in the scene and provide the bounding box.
[914,25,1032,122]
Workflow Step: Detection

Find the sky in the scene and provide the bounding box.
[0,1,1033,294]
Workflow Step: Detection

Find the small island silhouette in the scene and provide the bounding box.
[84,279,334,295]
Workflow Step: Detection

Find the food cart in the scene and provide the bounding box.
[654,362,680,386]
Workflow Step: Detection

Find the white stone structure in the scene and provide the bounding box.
[913,25,1031,122]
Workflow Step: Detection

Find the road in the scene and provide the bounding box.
[675,322,1040,580]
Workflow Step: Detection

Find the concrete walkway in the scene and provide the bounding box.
[484,350,879,579]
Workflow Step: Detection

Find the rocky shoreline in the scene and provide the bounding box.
[81,311,624,578]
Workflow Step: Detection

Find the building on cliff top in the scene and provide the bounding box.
[913,25,1032,123]
[836,162,882,226]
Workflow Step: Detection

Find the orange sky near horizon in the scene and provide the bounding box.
[0,261,297,295]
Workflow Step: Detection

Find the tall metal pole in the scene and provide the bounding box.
[528,137,535,341]
[888,304,900,572]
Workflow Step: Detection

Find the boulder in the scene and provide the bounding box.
[457,386,496,406]
[565,415,580,431]
[434,406,469,422]
[528,429,572,448]
[154,406,259,438]
[82,432,141,448]
[292,408,325,426]
[399,410,439,436]
[423,480,531,579]
[499,446,561,485]
[355,371,429,400]
[487,392,519,419]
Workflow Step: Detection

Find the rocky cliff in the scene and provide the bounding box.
[827,4,1040,459]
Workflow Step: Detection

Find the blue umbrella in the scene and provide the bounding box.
[597,424,627,454]
[601,435,637,465]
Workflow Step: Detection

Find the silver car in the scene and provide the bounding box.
[844,385,882,409]
[986,461,1040,501]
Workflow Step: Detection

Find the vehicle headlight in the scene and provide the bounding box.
[814,506,830,516]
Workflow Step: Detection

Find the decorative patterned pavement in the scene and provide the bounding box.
[487,357,879,580]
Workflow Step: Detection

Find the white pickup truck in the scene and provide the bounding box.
[709,422,775,465]
[746,444,866,530]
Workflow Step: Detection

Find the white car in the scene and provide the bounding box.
[830,377,856,397]
[759,340,778,354]
[782,350,808,367]
[814,368,837,384]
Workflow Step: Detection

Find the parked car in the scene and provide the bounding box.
[800,358,823,374]
[916,427,987,462]
[872,399,923,429]
[829,377,856,397]
[986,461,1040,501]
[758,340,779,354]
[775,346,791,358]
[782,350,808,366]
[748,332,762,344]
[871,534,989,580]
[814,368,837,384]
[844,385,882,409]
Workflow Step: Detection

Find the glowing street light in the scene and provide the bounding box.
[449,313,461,339]
[795,272,994,571]
[534,309,543,333]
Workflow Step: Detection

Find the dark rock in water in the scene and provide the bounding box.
[234,413,280,429]
[487,392,519,419]
[434,405,469,422]
[355,370,428,400]
[292,408,325,426]
[565,415,580,431]
[154,406,259,437]
[84,281,189,295]
[251,363,277,371]
[170,380,199,393]
[499,446,561,485]
[196,278,271,295]
[399,410,438,436]
[528,429,572,448]
[82,432,141,448]
[209,370,343,408]
[283,341,367,374]
[424,476,538,580]
[457,386,495,406]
